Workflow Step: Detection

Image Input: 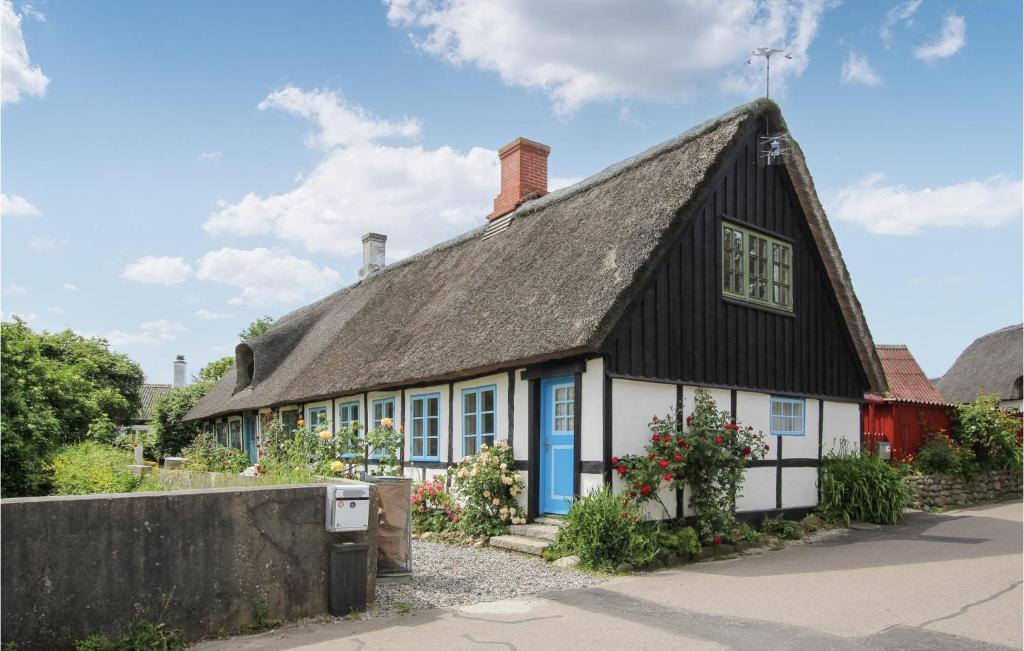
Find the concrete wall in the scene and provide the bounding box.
[1,484,377,649]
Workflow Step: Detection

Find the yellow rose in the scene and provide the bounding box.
[330,460,344,472]
[381,417,393,428]
[297,418,305,427]
[318,431,333,440]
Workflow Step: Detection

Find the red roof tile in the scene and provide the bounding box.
[876,345,948,406]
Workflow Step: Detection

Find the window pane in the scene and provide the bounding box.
[428,397,439,418]
[413,400,423,418]
[464,391,477,414]
[483,413,495,435]
[413,419,423,436]
[482,433,495,447]
[428,418,439,437]
[386,401,394,418]
[464,436,477,456]
[464,414,477,436]
[482,389,495,412]
[428,438,438,458]
[413,439,423,457]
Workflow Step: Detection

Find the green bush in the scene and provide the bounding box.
[952,396,1023,471]
[759,515,802,540]
[448,442,524,537]
[151,382,213,457]
[180,432,249,474]
[820,444,908,526]
[50,442,141,495]
[914,434,968,475]
[73,619,184,651]
[545,487,700,571]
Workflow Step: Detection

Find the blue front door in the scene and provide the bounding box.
[540,377,575,515]
[243,413,258,464]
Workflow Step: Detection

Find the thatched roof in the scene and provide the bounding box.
[139,384,172,421]
[874,345,947,406]
[186,99,884,421]
[937,324,1023,404]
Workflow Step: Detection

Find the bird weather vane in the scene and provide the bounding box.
[747,47,792,99]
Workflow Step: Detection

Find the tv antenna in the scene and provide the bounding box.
[747,47,792,99]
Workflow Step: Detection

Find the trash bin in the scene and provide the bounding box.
[329,542,369,615]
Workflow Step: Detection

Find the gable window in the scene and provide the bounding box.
[770,397,805,436]
[462,385,496,457]
[410,393,440,461]
[722,221,793,311]
[370,397,396,459]
[337,401,360,432]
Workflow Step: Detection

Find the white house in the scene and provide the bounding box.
[185,99,885,522]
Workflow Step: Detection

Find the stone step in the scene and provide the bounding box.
[489,534,549,556]
[533,517,566,528]
[509,523,560,541]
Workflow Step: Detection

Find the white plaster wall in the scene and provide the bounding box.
[513,369,530,461]
[580,473,604,498]
[822,401,860,456]
[734,390,770,435]
[736,466,777,512]
[678,386,732,419]
[782,467,818,509]
[580,358,605,464]
[451,373,510,461]
[781,398,819,458]
[403,385,450,464]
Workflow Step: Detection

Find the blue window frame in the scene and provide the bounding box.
[370,397,396,459]
[462,385,496,457]
[337,401,360,431]
[770,397,805,436]
[308,405,329,430]
[410,393,441,461]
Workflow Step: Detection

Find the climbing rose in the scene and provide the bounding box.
[611,456,619,465]
[715,435,724,445]
[674,453,683,462]
[661,435,671,443]
[648,454,656,461]
[765,445,770,452]
[686,415,693,426]
[658,459,669,469]
[617,465,627,476]
[676,438,685,446]
[663,473,672,482]
[651,434,660,442]
[641,484,651,495]
[742,446,751,456]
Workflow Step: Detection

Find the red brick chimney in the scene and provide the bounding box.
[488,137,550,221]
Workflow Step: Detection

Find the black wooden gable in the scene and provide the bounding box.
[601,119,868,401]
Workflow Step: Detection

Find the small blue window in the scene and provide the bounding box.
[462,385,496,457]
[410,393,441,461]
[370,398,396,459]
[770,397,805,436]
[308,406,329,430]
[337,401,360,432]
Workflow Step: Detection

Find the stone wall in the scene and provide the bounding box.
[904,470,1023,510]
[1,483,378,649]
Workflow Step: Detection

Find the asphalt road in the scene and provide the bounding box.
[199,500,1023,650]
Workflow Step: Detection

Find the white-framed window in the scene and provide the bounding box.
[306,403,330,431]
[770,397,805,436]
[722,221,793,311]
[337,400,361,432]
[462,385,496,457]
[410,393,440,461]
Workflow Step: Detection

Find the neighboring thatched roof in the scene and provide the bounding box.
[139,384,172,421]
[874,345,947,406]
[186,99,884,421]
[937,324,1024,404]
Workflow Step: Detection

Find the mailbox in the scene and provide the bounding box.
[326,484,370,532]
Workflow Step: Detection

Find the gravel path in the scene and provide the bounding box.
[368,540,604,617]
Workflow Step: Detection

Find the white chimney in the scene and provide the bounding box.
[359,233,387,279]
[173,355,187,388]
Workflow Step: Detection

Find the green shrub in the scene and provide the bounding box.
[73,619,184,650]
[545,487,700,571]
[914,433,968,475]
[952,396,1023,471]
[820,444,908,526]
[50,442,141,495]
[180,432,249,474]
[759,515,802,540]
[448,442,524,537]
[151,382,214,457]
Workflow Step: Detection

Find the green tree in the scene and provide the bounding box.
[196,356,234,382]
[0,317,144,496]
[152,381,214,457]
[239,315,273,341]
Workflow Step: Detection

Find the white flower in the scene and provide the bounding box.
[500,462,507,471]
[483,490,491,498]
[510,507,516,515]
[492,498,500,506]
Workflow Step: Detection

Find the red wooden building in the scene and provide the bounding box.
[863,345,952,462]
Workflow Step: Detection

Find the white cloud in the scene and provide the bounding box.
[63,282,79,292]
[1,0,49,104]
[196,247,341,305]
[121,256,193,286]
[27,236,67,251]
[880,0,921,47]
[20,3,44,21]
[107,319,186,346]
[258,86,421,149]
[5,283,29,296]
[914,14,966,62]
[830,173,1022,235]
[386,0,828,115]
[842,50,881,86]
[195,308,230,320]
[1,193,40,217]
[198,151,222,162]
[204,87,499,257]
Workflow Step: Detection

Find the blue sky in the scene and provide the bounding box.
[2,0,1021,384]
